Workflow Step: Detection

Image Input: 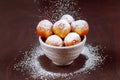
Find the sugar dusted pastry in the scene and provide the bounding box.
[53,20,71,38]
[64,32,81,46]
[71,20,89,36]
[36,20,53,38]
[45,35,63,47]
[61,14,74,23]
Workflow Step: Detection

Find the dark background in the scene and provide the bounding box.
[0,0,120,80]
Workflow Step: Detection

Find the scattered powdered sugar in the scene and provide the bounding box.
[77,45,104,72]
[14,44,104,80]
[35,0,81,22]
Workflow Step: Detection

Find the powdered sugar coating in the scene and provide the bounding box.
[64,32,81,46]
[45,35,63,47]
[61,14,75,23]
[71,20,89,29]
[71,20,89,36]
[53,20,70,30]
[36,19,53,38]
[37,20,53,30]
[53,20,71,38]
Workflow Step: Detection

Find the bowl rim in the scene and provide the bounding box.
[39,35,86,49]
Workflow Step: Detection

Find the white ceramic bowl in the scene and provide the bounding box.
[39,35,86,66]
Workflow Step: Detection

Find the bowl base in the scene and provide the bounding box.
[53,61,73,66]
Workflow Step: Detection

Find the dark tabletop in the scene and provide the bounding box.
[0,0,120,80]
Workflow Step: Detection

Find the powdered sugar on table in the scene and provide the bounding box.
[14,44,104,80]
